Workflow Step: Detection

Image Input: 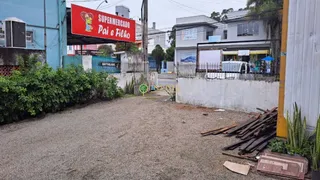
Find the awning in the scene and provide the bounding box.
[222,50,269,55]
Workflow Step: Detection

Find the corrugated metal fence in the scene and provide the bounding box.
[284,0,320,127]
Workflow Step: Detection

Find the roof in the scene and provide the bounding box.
[176,15,216,25]
[4,17,25,23]
[174,22,217,29]
[222,10,250,22]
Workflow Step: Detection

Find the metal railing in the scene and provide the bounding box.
[177,62,279,81]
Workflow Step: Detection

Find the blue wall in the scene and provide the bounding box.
[0,0,67,69]
[92,56,120,73]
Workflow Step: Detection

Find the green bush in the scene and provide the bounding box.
[286,103,312,157]
[0,63,123,124]
[269,138,287,154]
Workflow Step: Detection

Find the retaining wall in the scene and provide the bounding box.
[176,78,279,112]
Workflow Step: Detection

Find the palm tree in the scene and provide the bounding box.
[247,0,283,74]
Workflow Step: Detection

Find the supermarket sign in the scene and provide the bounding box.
[71,4,136,43]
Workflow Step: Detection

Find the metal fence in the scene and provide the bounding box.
[177,62,279,81]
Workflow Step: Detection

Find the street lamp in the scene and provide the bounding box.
[97,0,108,10]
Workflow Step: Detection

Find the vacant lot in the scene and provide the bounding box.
[0,95,275,180]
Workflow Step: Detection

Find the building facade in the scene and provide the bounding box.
[136,22,167,54]
[175,11,271,69]
[115,5,130,19]
[0,0,67,69]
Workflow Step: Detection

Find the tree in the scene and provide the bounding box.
[210,8,234,22]
[98,45,113,57]
[165,46,175,62]
[165,27,176,63]
[210,11,221,21]
[221,8,234,16]
[168,27,176,48]
[115,42,140,54]
[247,0,283,73]
[151,45,165,72]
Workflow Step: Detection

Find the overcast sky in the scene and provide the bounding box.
[66,0,247,30]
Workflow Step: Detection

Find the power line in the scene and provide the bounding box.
[99,0,126,9]
[167,0,199,15]
[167,0,210,14]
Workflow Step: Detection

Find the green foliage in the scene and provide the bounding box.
[210,8,234,22]
[152,45,165,71]
[0,63,122,124]
[269,138,287,154]
[124,76,136,94]
[247,0,283,73]
[286,103,312,157]
[17,53,41,73]
[124,74,148,95]
[98,45,114,57]
[165,46,175,62]
[169,27,176,48]
[311,117,320,170]
[115,42,140,54]
[210,11,221,21]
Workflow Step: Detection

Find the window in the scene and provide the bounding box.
[182,28,197,40]
[26,31,33,43]
[237,22,259,36]
[68,46,73,50]
[223,30,228,39]
[0,29,4,39]
[206,31,213,40]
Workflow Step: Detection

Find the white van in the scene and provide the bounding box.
[206,61,252,80]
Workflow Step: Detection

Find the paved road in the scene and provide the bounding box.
[0,97,275,180]
[158,79,176,86]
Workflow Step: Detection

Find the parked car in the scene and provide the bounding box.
[206,61,254,80]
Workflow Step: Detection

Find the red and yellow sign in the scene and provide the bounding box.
[71,4,136,43]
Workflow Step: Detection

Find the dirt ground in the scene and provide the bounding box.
[0,94,276,180]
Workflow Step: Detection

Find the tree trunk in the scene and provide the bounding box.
[270,23,281,75]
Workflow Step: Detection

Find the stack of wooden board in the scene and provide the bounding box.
[201,107,278,155]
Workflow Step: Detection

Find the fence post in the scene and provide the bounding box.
[206,63,208,79]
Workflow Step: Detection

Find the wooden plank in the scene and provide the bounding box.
[222,137,253,151]
[225,116,260,136]
[211,124,237,135]
[239,138,256,152]
[237,114,269,136]
[246,132,276,152]
[240,124,265,140]
[256,141,269,152]
[257,108,268,113]
[201,124,237,136]
[238,112,277,137]
[201,127,223,136]
[223,161,251,176]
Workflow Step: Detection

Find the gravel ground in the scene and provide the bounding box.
[0,95,276,180]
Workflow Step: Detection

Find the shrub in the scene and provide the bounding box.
[269,138,287,154]
[0,63,122,124]
[311,116,320,171]
[286,103,312,157]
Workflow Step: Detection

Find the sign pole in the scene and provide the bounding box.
[44,0,47,63]
[142,0,149,75]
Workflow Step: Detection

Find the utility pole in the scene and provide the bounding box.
[44,0,47,63]
[142,0,149,74]
[276,0,289,138]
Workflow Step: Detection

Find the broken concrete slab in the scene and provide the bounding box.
[223,161,251,176]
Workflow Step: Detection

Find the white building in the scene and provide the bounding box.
[115,5,130,19]
[136,22,167,54]
[175,11,271,67]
